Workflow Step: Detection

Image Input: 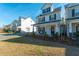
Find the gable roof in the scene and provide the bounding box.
[53,7,61,12]
[41,3,52,9]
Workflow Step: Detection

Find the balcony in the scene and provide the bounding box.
[36,19,60,25]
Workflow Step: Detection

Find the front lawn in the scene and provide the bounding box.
[0,36,79,56]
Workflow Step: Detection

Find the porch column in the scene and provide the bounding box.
[36,27,39,35]
[69,22,72,33]
[32,25,34,34]
[55,24,60,34]
[68,23,73,37]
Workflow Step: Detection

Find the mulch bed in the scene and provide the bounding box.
[25,35,79,47]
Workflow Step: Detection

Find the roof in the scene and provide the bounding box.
[53,7,61,12]
[19,16,27,20]
[41,3,52,10]
[65,3,79,8]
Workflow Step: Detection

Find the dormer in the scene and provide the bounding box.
[41,3,53,14]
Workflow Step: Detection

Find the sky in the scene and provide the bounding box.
[0,3,62,28]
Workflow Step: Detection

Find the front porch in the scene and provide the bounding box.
[35,22,60,37]
[68,22,79,40]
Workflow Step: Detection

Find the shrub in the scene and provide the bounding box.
[51,32,59,41]
[43,32,48,37]
[73,32,79,37]
[3,28,11,33]
[53,32,59,37]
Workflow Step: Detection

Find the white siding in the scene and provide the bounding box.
[21,18,36,33]
[45,15,49,22]
[65,4,79,18]
[45,26,51,36]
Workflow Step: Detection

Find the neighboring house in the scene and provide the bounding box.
[11,17,36,34]
[65,3,79,36]
[34,3,79,37]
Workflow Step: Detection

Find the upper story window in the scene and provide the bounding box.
[49,14,57,21]
[38,17,45,23]
[75,9,79,16]
[43,9,45,14]
[72,9,75,17]
[42,7,51,13]
[49,15,53,21]
[47,7,51,12]
[42,17,45,22]
[49,15,52,20]
[54,14,56,19]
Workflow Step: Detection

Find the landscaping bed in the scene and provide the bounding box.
[25,33,79,47]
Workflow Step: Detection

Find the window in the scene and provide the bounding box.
[47,7,51,12]
[42,7,51,13]
[72,9,75,17]
[38,18,41,23]
[49,15,52,20]
[54,14,56,19]
[75,9,79,16]
[42,27,45,34]
[41,17,45,22]
[49,14,57,21]
[38,27,41,33]
[38,27,45,34]
[42,9,46,13]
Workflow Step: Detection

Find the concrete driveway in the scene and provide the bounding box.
[0,34,20,41]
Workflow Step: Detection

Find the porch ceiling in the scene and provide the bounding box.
[34,22,58,27]
[34,21,60,27]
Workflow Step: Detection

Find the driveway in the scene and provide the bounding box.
[0,34,20,41]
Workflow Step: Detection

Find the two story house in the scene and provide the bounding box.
[11,17,36,34]
[34,3,79,37]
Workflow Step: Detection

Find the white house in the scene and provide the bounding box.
[34,3,79,37]
[11,17,36,34]
[65,3,79,36]
[34,3,61,36]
